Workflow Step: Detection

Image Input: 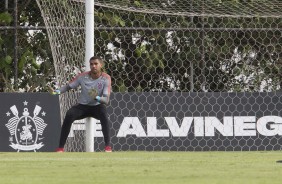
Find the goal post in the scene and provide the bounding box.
[84,0,95,152]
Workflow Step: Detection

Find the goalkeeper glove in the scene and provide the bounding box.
[52,89,61,95]
[95,96,101,102]
[95,96,108,104]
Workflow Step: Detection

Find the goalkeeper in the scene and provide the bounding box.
[52,56,112,152]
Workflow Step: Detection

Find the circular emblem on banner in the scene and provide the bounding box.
[15,109,38,146]
[5,103,47,152]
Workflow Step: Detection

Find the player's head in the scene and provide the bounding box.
[89,56,104,74]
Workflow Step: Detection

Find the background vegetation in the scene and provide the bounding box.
[0,0,281,92]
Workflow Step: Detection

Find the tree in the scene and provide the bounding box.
[0,0,54,92]
[94,1,281,92]
[1,0,280,93]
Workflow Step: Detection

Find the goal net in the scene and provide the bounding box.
[36,0,282,151]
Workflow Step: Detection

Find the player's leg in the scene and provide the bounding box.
[57,104,88,150]
[91,104,111,152]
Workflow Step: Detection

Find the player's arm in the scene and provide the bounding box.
[95,95,109,105]
[50,75,81,95]
[96,75,111,105]
[58,84,72,94]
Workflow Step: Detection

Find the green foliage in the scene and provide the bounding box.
[0,0,54,92]
[0,56,13,77]
[1,1,281,92]
[95,4,281,92]
[0,12,12,24]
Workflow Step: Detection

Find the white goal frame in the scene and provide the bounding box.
[84,0,95,152]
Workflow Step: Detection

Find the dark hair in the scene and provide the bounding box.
[89,56,104,65]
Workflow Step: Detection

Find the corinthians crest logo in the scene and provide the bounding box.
[5,101,47,152]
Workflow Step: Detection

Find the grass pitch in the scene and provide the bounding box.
[0,151,282,184]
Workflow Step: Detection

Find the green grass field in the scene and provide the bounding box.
[1,151,282,184]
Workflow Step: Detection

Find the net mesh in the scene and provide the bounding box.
[94,0,282,18]
[36,0,282,151]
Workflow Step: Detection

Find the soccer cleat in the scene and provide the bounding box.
[105,146,112,152]
[56,148,64,152]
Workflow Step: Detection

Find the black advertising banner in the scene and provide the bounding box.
[5,92,282,152]
[90,92,282,151]
[0,93,61,152]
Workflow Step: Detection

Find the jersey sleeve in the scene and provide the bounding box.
[68,75,81,89]
[58,84,71,93]
[103,74,112,97]
[58,75,81,94]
